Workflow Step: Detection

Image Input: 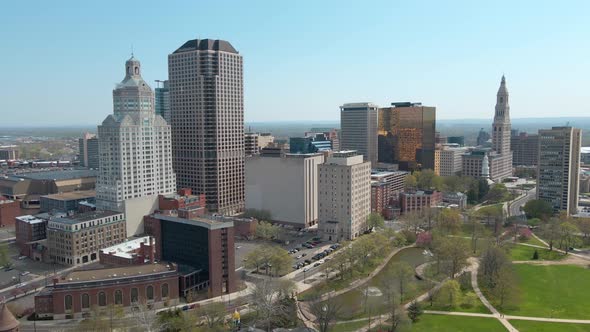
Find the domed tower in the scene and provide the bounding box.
[492,75,511,155]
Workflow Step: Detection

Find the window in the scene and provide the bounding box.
[98,292,106,306]
[82,293,90,309]
[65,295,73,311]
[147,285,154,300]
[115,290,123,305]
[131,288,139,303]
[161,283,169,299]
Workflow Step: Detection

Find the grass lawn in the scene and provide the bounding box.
[519,235,547,247]
[503,264,590,319]
[423,272,490,314]
[409,314,506,331]
[331,319,369,332]
[510,320,590,332]
[508,244,565,261]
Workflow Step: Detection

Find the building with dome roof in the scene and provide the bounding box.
[0,302,19,332]
[96,56,176,235]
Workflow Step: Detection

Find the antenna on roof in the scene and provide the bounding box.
[131,44,134,57]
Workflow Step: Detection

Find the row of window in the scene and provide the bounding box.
[64,284,169,311]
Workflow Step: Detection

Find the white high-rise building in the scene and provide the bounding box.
[318,151,371,241]
[340,103,378,166]
[439,146,467,176]
[96,56,176,234]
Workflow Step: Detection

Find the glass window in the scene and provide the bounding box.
[98,292,106,306]
[65,295,73,311]
[131,288,138,303]
[82,293,90,309]
[147,285,154,300]
[161,283,169,298]
[115,290,123,305]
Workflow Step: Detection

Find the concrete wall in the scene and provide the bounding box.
[124,195,159,236]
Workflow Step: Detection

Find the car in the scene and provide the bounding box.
[296,255,302,259]
[18,256,27,260]
[15,283,25,288]
[293,265,299,270]
[235,246,242,249]
[4,267,13,272]
[303,267,310,272]
[20,271,30,276]
[304,259,312,264]
[313,262,321,267]
[318,259,325,264]
[302,253,307,257]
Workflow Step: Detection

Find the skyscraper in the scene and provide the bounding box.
[340,103,378,166]
[378,102,436,171]
[155,80,171,124]
[169,39,245,214]
[96,56,176,215]
[78,132,99,169]
[537,126,581,215]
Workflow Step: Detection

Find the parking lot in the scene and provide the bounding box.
[0,242,60,289]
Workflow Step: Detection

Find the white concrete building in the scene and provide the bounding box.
[439,146,468,176]
[246,153,324,228]
[318,151,371,241]
[96,56,176,235]
[340,103,378,166]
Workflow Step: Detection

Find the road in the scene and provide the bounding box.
[508,188,536,218]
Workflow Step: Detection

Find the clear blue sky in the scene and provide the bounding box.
[1,0,589,126]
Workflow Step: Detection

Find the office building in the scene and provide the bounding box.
[537,126,582,215]
[306,128,340,151]
[245,132,260,156]
[443,192,468,209]
[318,151,371,241]
[340,103,378,166]
[155,80,171,123]
[40,190,96,213]
[378,102,436,171]
[78,133,99,169]
[439,146,468,176]
[0,146,19,161]
[35,263,178,319]
[99,236,155,266]
[399,190,443,214]
[15,214,47,259]
[290,135,332,154]
[96,56,176,216]
[246,153,324,228]
[370,170,407,218]
[477,129,491,146]
[511,132,539,166]
[144,213,235,297]
[169,38,245,215]
[447,136,465,146]
[47,211,126,265]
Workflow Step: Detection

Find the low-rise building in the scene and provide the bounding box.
[399,190,443,213]
[15,214,48,260]
[35,263,179,319]
[99,236,156,266]
[442,192,467,209]
[0,198,19,227]
[40,190,96,213]
[370,170,407,219]
[157,188,206,219]
[47,211,126,266]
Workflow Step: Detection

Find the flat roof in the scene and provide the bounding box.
[15,169,97,181]
[154,213,234,230]
[55,210,122,224]
[63,263,174,283]
[100,236,152,259]
[16,215,45,224]
[41,190,96,201]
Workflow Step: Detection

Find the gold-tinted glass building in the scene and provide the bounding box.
[378,102,436,171]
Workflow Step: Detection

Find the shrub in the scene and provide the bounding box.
[461,292,478,308]
[532,250,539,260]
[416,232,432,248]
[518,228,532,241]
[400,229,417,244]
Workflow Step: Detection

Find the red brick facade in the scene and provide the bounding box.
[0,200,19,227]
[400,190,443,214]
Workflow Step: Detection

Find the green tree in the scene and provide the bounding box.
[194,302,227,329]
[477,178,490,200]
[416,169,440,190]
[404,174,417,190]
[467,211,488,254]
[367,212,385,229]
[479,246,510,289]
[477,204,504,243]
[493,265,520,308]
[558,222,580,253]
[436,209,461,235]
[440,239,470,278]
[539,218,560,251]
[390,262,415,303]
[244,244,293,276]
[256,221,280,240]
[522,199,554,220]
[485,183,510,203]
[407,300,423,322]
[435,280,462,308]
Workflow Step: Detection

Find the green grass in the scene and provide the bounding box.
[331,319,370,332]
[409,314,506,331]
[510,320,590,332]
[423,272,490,314]
[519,235,547,247]
[508,245,565,261]
[504,264,590,319]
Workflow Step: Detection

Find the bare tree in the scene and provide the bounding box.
[131,298,164,332]
[194,302,227,329]
[250,278,295,331]
[309,296,342,332]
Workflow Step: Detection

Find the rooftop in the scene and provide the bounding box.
[41,190,96,201]
[55,210,122,224]
[100,236,153,260]
[62,263,174,283]
[14,169,97,181]
[16,215,45,225]
[154,213,234,230]
[173,38,238,54]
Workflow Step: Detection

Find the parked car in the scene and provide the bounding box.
[20,271,30,276]
[302,253,307,257]
[296,255,302,259]
[304,259,312,265]
[313,262,321,267]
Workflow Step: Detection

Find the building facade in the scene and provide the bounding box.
[78,133,99,169]
[169,39,245,215]
[47,211,126,265]
[246,153,324,228]
[399,190,443,214]
[318,151,371,241]
[155,80,171,123]
[340,103,378,166]
[378,102,436,171]
[245,133,260,156]
[439,147,467,176]
[306,128,339,151]
[96,56,176,213]
[0,199,19,227]
[537,126,582,215]
[40,190,96,213]
[0,146,19,161]
[15,215,47,259]
[511,132,539,166]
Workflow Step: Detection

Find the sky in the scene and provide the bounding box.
[1,0,589,126]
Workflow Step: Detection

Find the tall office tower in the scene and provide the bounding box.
[244,132,260,156]
[96,56,176,216]
[537,126,582,215]
[78,133,99,169]
[340,103,378,166]
[378,102,436,171]
[318,151,371,241]
[439,146,468,176]
[169,39,245,215]
[155,80,171,123]
[489,76,513,180]
[511,132,539,166]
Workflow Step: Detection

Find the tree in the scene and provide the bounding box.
[415,169,441,190]
[522,199,554,220]
[131,299,164,332]
[194,302,227,329]
[390,262,415,303]
[243,208,272,220]
[436,209,461,235]
[438,237,469,278]
[244,244,293,276]
[467,212,488,254]
[539,218,560,251]
[558,222,580,253]
[574,218,590,240]
[477,204,504,244]
[367,212,385,230]
[0,243,9,268]
[477,178,490,201]
[250,279,295,332]
[479,246,510,289]
[485,183,510,203]
[493,265,519,308]
[256,221,280,240]
[435,280,461,308]
[416,232,433,248]
[532,250,539,260]
[404,174,417,190]
[310,296,342,332]
[380,275,406,331]
[401,211,424,235]
[407,300,423,322]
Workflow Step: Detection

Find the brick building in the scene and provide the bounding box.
[15,215,48,260]
[99,236,156,266]
[157,188,206,219]
[0,199,19,227]
[35,263,179,319]
[399,190,443,214]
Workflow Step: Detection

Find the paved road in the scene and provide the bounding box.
[508,188,536,218]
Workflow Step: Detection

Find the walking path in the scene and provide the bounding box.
[424,310,590,325]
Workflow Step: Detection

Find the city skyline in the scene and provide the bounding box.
[2,1,590,126]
